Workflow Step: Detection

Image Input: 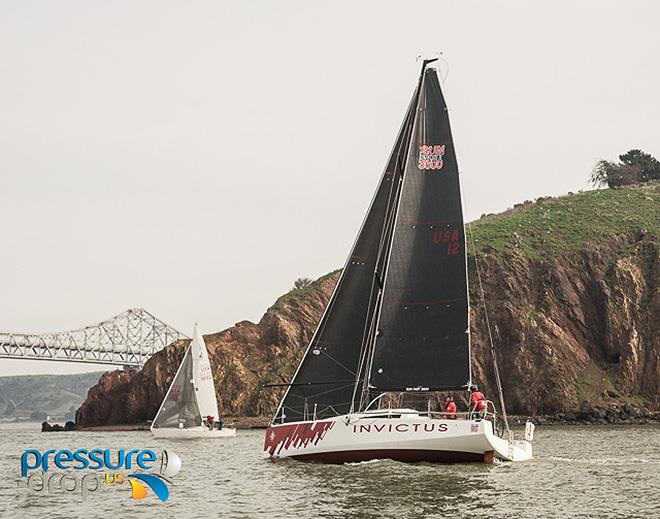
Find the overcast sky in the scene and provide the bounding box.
[1,1,658,376]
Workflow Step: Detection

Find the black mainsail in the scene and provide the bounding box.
[274,61,470,423]
[368,66,470,391]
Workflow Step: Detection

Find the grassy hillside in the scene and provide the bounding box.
[469,182,659,259]
[0,372,102,421]
[270,269,341,310]
[272,183,658,305]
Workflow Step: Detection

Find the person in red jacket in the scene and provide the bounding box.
[443,395,457,420]
[470,386,488,418]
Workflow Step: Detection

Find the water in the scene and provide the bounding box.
[1,422,658,519]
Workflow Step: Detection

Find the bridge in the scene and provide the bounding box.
[0,308,187,368]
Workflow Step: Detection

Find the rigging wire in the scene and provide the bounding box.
[318,349,357,377]
[464,212,511,434]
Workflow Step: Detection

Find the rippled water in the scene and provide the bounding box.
[1,422,658,519]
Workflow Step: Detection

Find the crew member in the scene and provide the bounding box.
[444,395,457,420]
[470,386,488,418]
[207,415,215,430]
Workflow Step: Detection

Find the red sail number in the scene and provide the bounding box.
[447,242,461,255]
[432,229,461,256]
[432,229,460,244]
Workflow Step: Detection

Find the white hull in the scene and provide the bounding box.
[151,426,237,439]
[264,410,532,463]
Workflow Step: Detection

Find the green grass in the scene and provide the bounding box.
[626,393,651,407]
[270,183,658,310]
[270,269,341,310]
[468,182,659,260]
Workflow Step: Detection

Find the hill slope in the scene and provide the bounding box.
[0,372,103,420]
[76,183,659,425]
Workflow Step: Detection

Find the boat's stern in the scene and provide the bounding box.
[485,420,534,462]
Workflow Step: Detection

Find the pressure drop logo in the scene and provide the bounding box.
[17,447,182,502]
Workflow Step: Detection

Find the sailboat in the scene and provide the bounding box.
[151,324,236,438]
[264,59,534,463]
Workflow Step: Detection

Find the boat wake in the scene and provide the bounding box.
[345,459,387,466]
[544,455,656,465]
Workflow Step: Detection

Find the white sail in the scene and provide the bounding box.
[191,324,220,419]
[151,344,201,429]
[151,323,235,438]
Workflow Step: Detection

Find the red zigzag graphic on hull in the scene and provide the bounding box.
[264,421,335,456]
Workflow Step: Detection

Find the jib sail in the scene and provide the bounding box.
[273,93,418,423]
[152,345,202,428]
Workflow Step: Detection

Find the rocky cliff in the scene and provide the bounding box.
[76,272,340,426]
[76,183,659,426]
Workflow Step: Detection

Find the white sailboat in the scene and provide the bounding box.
[264,59,534,463]
[151,324,236,438]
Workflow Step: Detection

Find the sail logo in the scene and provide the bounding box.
[17,448,181,502]
[418,144,445,170]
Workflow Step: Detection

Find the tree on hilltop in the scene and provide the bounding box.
[619,149,660,182]
[590,149,660,188]
[293,277,313,290]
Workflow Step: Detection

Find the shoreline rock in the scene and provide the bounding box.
[41,421,76,432]
[512,404,660,426]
